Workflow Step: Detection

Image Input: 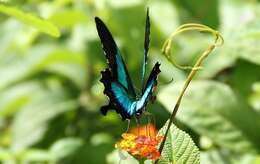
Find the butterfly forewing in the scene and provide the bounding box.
[141,9,151,93]
[95,17,136,98]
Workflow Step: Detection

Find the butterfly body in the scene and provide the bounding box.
[95,10,160,120]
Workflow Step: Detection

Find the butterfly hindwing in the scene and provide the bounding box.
[95,17,136,97]
[100,63,160,120]
[100,69,134,120]
[136,62,160,114]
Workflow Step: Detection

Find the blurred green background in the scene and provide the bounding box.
[0,0,260,163]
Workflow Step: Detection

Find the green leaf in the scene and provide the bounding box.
[201,149,249,164]
[0,82,41,117]
[230,60,260,97]
[254,156,260,164]
[90,133,114,146]
[20,138,83,163]
[11,85,78,152]
[149,0,179,36]
[72,144,116,164]
[249,82,260,112]
[173,0,219,28]
[201,149,260,164]
[106,150,139,164]
[201,150,229,164]
[39,49,87,89]
[107,0,143,8]
[49,9,87,28]
[158,121,200,164]
[158,80,260,153]
[219,0,260,65]
[0,45,87,90]
[49,138,83,162]
[0,148,12,161]
[0,4,60,37]
[20,149,51,162]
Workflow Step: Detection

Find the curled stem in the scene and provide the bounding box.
[156,24,223,163]
[161,23,223,70]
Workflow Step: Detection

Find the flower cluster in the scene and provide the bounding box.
[115,124,163,160]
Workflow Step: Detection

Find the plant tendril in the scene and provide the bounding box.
[155,24,223,163]
[161,23,224,70]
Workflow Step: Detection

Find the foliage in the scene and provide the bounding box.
[158,121,200,164]
[0,4,60,37]
[0,0,260,163]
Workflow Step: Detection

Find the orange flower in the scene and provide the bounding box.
[115,124,163,160]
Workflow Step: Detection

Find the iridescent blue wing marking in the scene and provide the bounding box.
[111,82,136,116]
[100,63,160,120]
[136,62,160,114]
[100,69,135,120]
[95,17,136,97]
[141,9,150,93]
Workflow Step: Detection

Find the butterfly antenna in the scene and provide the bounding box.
[133,85,142,97]
[158,77,174,87]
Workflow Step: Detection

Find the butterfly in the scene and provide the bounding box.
[95,9,160,120]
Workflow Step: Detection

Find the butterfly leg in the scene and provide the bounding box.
[143,111,158,137]
[143,111,151,136]
[124,119,131,133]
[143,111,156,128]
[150,95,157,103]
[134,116,141,135]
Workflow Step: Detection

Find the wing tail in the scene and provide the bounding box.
[141,8,151,92]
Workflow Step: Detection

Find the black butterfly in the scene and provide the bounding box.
[95,9,160,120]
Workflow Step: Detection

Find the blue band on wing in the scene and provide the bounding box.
[99,63,160,120]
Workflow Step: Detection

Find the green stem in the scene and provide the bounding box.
[139,158,145,164]
[155,24,223,163]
